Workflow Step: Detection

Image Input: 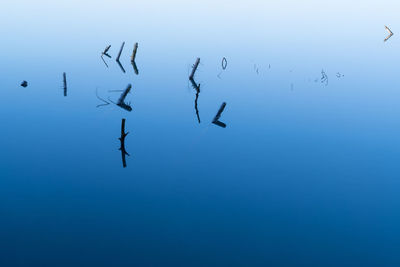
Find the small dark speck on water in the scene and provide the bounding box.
[21,81,28,87]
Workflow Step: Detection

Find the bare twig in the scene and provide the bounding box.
[116,42,125,62]
[117,60,126,73]
[63,72,67,97]
[102,45,111,55]
[189,58,200,80]
[116,84,132,111]
[117,84,131,105]
[131,61,139,75]
[119,118,130,168]
[131,43,138,63]
[190,78,201,123]
[212,102,227,128]
[384,25,394,42]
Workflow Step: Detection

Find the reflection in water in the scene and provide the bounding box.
[20,81,28,88]
[321,69,328,86]
[118,118,129,168]
[95,89,110,107]
[63,72,67,97]
[254,64,259,75]
[131,61,139,75]
[117,60,126,73]
[189,77,201,123]
[101,56,109,68]
[116,84,132,111]
[212,102,227,128]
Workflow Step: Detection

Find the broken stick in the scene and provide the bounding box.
[131,43,138,63]
[63,72,67,97]
[119,118,129,168]
[189,58,200,80]
[212,102,227,128]
[116,42,125,62]
[116,84,132,111]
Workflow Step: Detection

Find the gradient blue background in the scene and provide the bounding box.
[0,1,400,266]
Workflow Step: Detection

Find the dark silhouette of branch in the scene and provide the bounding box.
[117,60,126,73]
[212,102,227,128]
[101,45,111,67]
[63,72,67,97]
[102,45,111,57]
[116,42,126,73]
[116,84,132,111]
[131,43,138,63]
[131,61,139,75]
[189,58,200,80]
[116,42,125,62]
[130,43,139,75]
[119,118,130,168]
[189,77,201,123]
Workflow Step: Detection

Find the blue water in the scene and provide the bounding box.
[1,1,400,266]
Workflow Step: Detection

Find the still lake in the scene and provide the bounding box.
[1,1,400,265]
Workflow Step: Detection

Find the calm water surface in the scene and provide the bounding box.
[1,1,400,266]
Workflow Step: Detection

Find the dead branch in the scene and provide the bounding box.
[384,25,394,42]
[116,84,132,111]
[189,58,200,80]
[212,102,227,128]
[116,42,125,62]
[119,118,130,168]
[131,61,139,75]
[117,60,126,73]
[190,77,201,123]
[63,72,67,96]
[131,43,138,63]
